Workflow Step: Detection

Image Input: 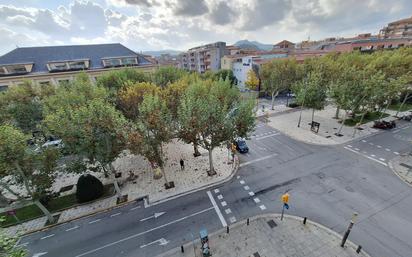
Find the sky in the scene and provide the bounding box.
[0,0,411,55]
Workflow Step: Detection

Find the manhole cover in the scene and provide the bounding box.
[267,219,277,228]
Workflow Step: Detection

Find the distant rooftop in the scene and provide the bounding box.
[0,43,152,75]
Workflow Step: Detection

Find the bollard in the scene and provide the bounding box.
[226,226,229,234]
[356,245,362,254]
[303,217,307,225]
[181,245,184,253]
[247,218,250,226]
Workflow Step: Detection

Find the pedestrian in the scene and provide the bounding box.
[180,158,185,171]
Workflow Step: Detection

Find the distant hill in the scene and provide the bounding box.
[234,40,273,51]
[142,50,181,57]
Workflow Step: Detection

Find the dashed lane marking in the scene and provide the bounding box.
[214,189,220,193]
[361,140,367,143]
[244,186,250,190]
[221,201,227,207]
[239,153,278,168]
[377,145,382,148]
[65,226,79,232]
[259,205,267,210]
[394,152,400,155]
[255,133,280,140]
[206,191,227,228]
[379,158,386,161]
[217,195,223,200]
[385,148,391,152]
[344,147,388,167]
[253,198,261,203]
[110,213,121,218]
[225,208,232,214]
[369,142,374,145]
[240,180,245,184]
[130,206,141,211]
[371,154,376,157]
[229,216,237,223]
[89,219,101,224]
[354,148,360,151]
[347,145,352,148]
[40,234,55,240]
[249,192,255,196]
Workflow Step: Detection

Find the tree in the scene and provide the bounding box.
[136,93,174,187]
[0,219,27,257]
[151,66,187,87]
[0,125,58,223]
[261,59,300,110]
[245,69,259,91]
[161,79,189,121]
[44,99,127,198]
[116,82,160,121]
[96,68,148,95]
[214,69,237,85]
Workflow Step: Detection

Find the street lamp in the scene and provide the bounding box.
[341,212,358,247]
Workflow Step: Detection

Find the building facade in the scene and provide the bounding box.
[380,16,412,38]
[178,42,227,73]
[0,43,156,91]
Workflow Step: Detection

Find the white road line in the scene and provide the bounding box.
[225,208,232,214]
[362,151,367,154]
[206,191,227,228]
[217,194,223,200]
[65,226,79,232]
[255,133,279,140]
[402,126,410,130]
[385,148,391,152]
[19,242,29,247]
[377,145,382,148]
[75,206,214,257]
[214,189,220,193]
[229,216,237,223]
[40,234,55,240]
[371,154,376,157]
[253,198,261,203]
[130,206,141,211]
[244,186,250,190]
[239,153,278,167]
[110,213,121,217]
[259,205,267,210]
[394,152,400,155]
[393,129,400,133]
[361,140,367,143]
[344,147,388,167]
[369,142,374,145]
[347,145,352,148]
[248,192,255,196]
[236,176,240,179]
[354,148,360,151]
[221,201,227,207]
[379,158,386,161]
[240,180,245,184]
[89,219,101,224]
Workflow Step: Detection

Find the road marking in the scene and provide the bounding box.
[393,129,400,133]
[385,148,391,152]
[361,140,367,143]
[225,208,232,214]
[347,145,352,148]
[229,216,237,223]
[255,133,279,140]
[89,219,101,224]
[110,212,121,217]
[244,185,250,190]
[394,152,400,155]
[75,206,214,257]
[362,151,367,154]
[217,194,223,200]
[240,180,245,184]
[40,234,55,240]
[371,154,376,157]
[65,226,79,232]
[344,147,388,167]
[140,238,169,248]
[354,148,360,151]
[259,205,267,210]
[214,189,220,193]
[248,191,255,196]
[377,145,382,148]
[369,142,374,145]
[33,253,48,257]
[379,158,386,161]
[140,212,166,222]
[130,206,141,211]
[253,197,260,203]
[239,153,278,167]
[221,201,227,207]
[207,191,227,228]
[236,176,240,179]
[402,126,410,130]
[19,242,29,247]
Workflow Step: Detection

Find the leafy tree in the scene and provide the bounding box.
[44,100,127,198]
[0,125,58,223]
[0,219,27,257]
[151,66,187,87]
[214,69,237,85]
[245,69,259,91]
[76,174,104,203]
[161,79,189,121]
[116,82,160,121]
[96,68,148,94]
[261,59,300,109]
[136,93,174,186]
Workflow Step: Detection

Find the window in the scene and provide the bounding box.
[102,58,121,67]
[49,62,68,71]
[0,64,32,75]
[68,61,86,70]
[7,66,27,74]
[48,60,89,72]
[121,57,137,66]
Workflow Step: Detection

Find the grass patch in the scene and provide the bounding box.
[388,102,412,112]
[344,112,389,127]
[1,184,114,227]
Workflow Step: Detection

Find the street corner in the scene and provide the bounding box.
[389,154,412,186]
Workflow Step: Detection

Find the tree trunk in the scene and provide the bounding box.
[193,142,201,157]
[34,200,54,223]
[14,161,32,196]
[0,181,21,199]
[335,106,340,119]
[160,165,169,185]
[207,148,216,176]
[108,164,122,198]
[311,109,315,123]
[352,112,367,137]
[379,102,391,121]
[271,91,278,110]
[337,112,348,135]
[396,92,410,117]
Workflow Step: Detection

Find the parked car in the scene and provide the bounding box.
[373,120,396,130]
[234,138,249,153]
[400,114,412,121]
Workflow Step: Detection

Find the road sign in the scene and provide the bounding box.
[281,193,289,204]
[284,203,289,210]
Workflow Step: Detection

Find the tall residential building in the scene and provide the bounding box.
[178,42,227,73]
[380,16,412,38]
[0,43,155,91]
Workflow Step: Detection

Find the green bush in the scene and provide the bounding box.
[76,174,104,203]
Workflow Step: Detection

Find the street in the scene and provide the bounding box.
[20,120,412,257]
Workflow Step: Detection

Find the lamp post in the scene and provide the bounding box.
[341,212,358,247]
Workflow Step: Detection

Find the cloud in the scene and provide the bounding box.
[209,1,235,25]
[173,0,209,17]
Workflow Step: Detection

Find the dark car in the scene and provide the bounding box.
[235,139,249,153]
[373,120,396,130]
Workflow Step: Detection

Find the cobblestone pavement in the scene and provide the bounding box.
[160,214,370,257]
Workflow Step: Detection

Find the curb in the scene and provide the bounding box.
[388,156,412,188]
[18,155,240,236]
[156,213,371,257]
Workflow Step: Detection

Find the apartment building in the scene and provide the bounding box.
[178,42,227,73]
[380,16,412,38]
[0,43,155,91]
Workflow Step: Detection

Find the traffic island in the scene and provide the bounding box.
[159,214,371,257]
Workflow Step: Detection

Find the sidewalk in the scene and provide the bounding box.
[3,140,237,235]
[267,104,406,145]
[389,153,412,186]
[159,214,370,257]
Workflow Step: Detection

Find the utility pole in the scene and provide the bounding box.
[341,212,358,247]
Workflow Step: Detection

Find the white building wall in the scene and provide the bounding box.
[232,56,253,92]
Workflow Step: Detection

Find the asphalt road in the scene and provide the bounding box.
[20,120,412,257]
